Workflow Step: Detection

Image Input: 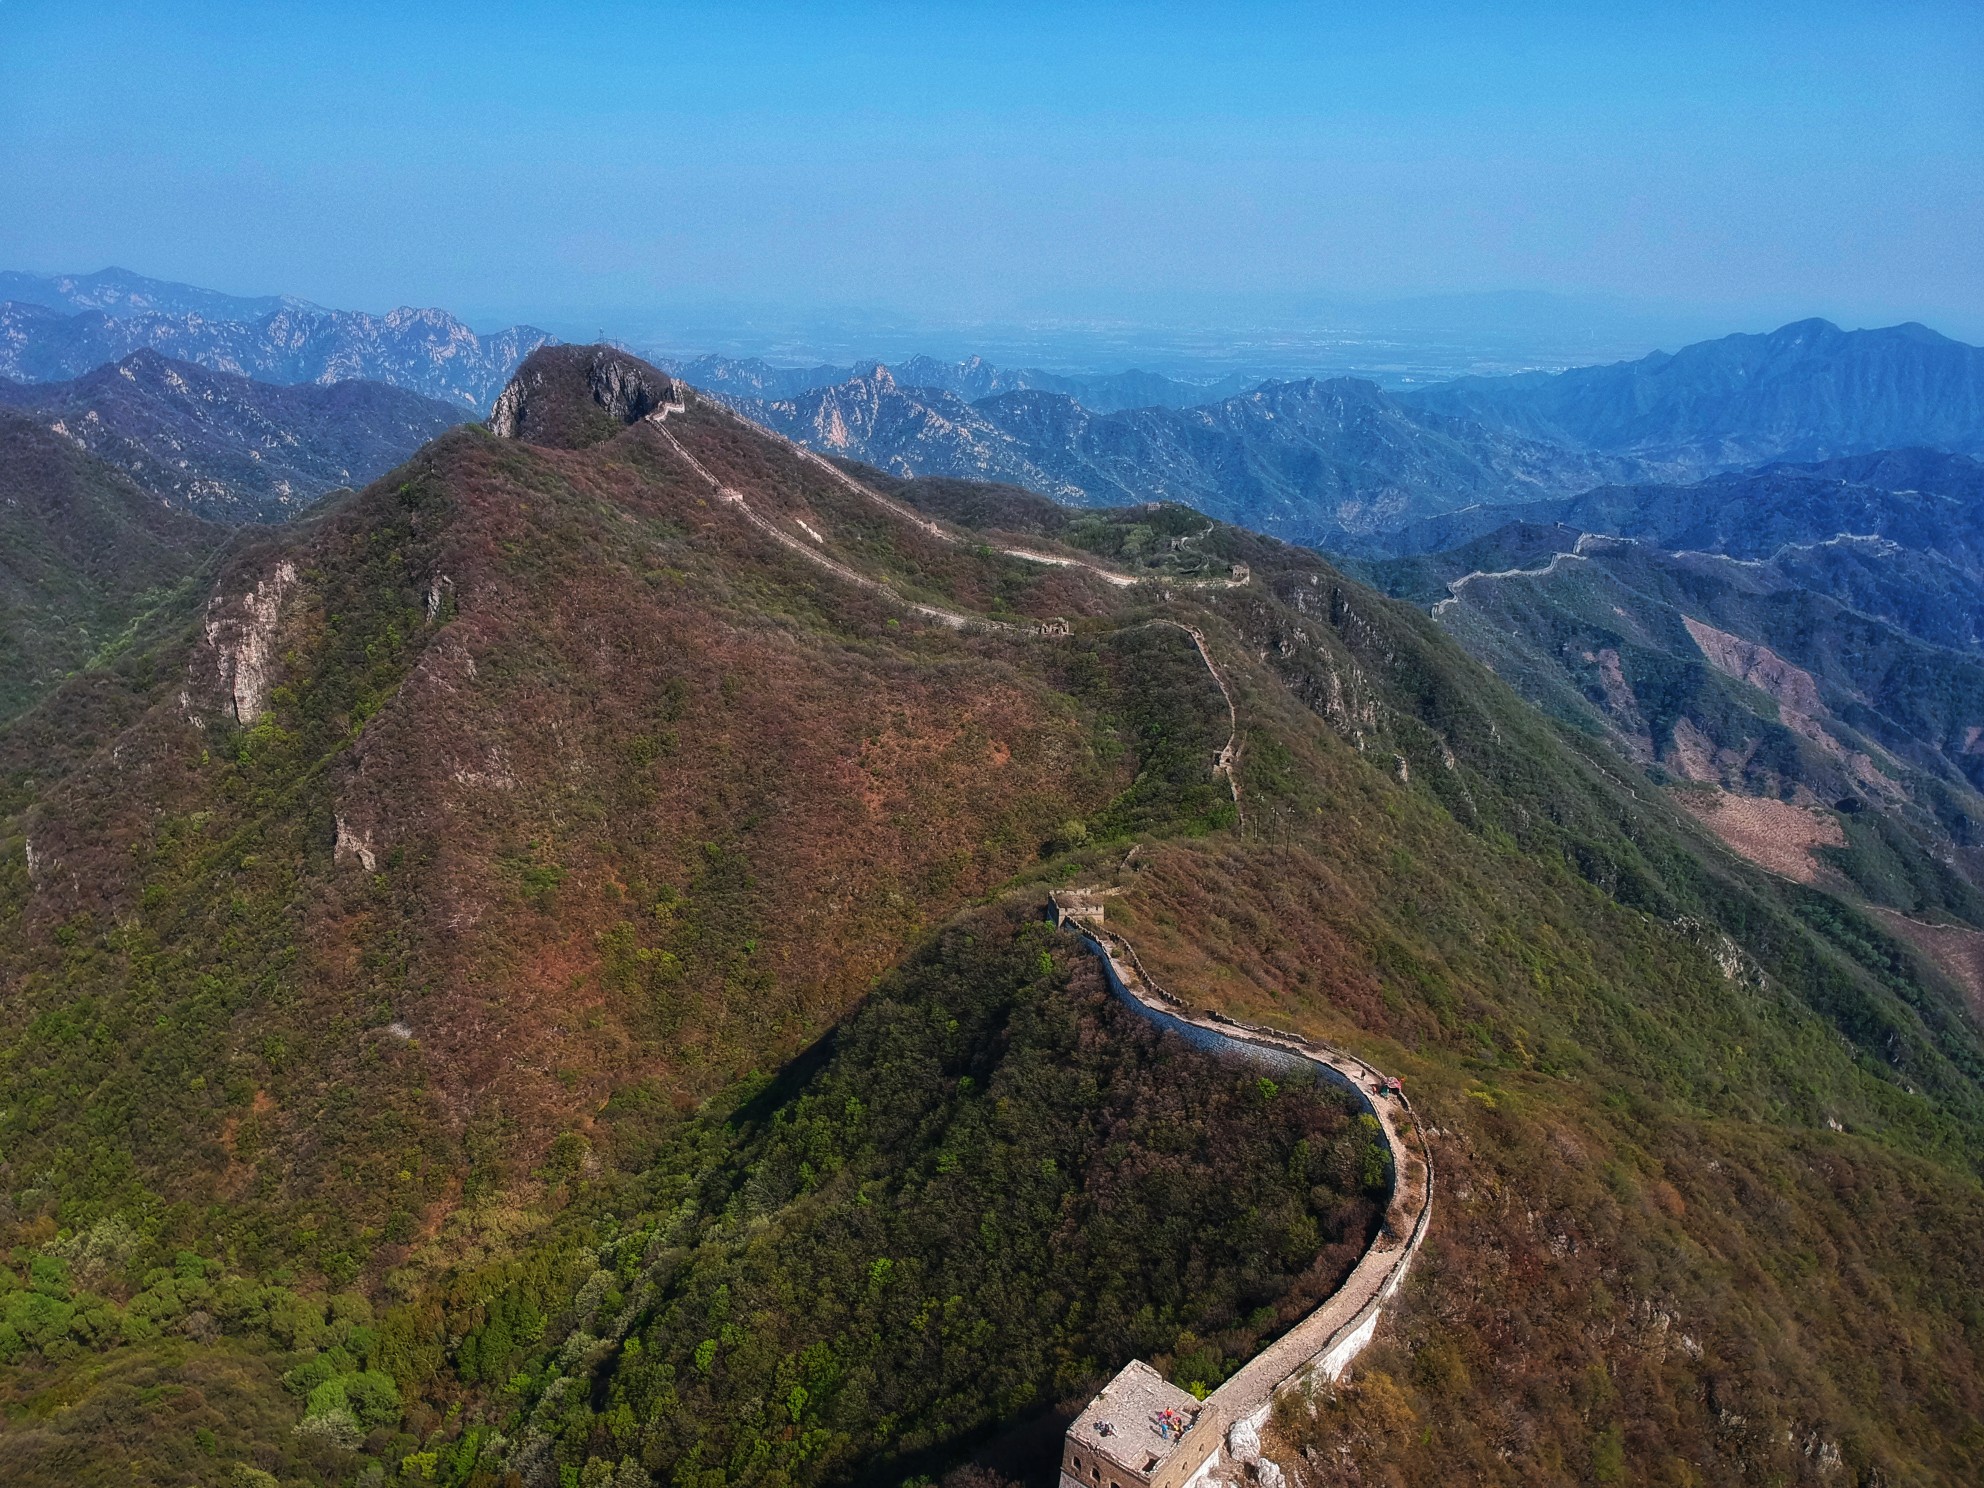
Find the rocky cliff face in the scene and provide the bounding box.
[487,344,681,448]
[200,558,298,724]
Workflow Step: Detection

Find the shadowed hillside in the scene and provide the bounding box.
[0,407,225,722]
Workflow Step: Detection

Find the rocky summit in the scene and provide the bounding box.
[487,345,683,448]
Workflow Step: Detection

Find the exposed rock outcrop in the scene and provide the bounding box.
[333,814,378,872]
[201,560,298,725]
[487,344,681,449]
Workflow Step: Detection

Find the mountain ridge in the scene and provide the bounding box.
[0,298,551,411]
[0,350,466,522]
[0,266,312,322]
[668,350,1263,412]
[3,347,1984,1487]
[1401,318,1984,475]
[1354,449,1984,922]
[1356,448,1984,561]
[730,367,1645,545]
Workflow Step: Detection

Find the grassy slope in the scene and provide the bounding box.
[0,393,1979,1486]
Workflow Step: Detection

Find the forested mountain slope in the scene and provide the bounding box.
[1354,451,1984,929]
[0,349,1979,1488]
[0,407,226,722]
[0,352,465,522]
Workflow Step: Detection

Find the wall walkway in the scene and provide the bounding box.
[1051,896,1435,1457]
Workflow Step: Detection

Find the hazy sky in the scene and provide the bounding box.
[3,0,1980,343]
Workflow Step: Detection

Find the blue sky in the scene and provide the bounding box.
[2,1,1979,349]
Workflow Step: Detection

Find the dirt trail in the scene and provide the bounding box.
[652,410,1248,813]
[651,420,1023,634]
[709,399,1241,593]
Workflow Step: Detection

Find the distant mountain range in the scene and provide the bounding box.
[0,265,307,322]
[9,270,1984,560]
[720,319,1984,548]
[1356,449,1984,911]
[729,365,1643,543]
[1401,319,1984,477]
[668,351,1261,412]
[0,351,465,522]
[1353,447,1984,560]
[0,268,550,410]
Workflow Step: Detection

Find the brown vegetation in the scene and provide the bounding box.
[1670,787,1846,883]
[2,354,1982,1486]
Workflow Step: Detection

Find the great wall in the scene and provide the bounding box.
[649,388,1435,1485]
[1050,890,1434,1488]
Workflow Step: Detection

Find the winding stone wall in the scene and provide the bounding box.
[1053,898,1435,1465]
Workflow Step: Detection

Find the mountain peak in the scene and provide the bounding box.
[1770,316,1842,336]
[111,345,171,373]
[487,343,681,448]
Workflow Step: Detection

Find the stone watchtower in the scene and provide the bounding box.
[1060,1362,1226,1488]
